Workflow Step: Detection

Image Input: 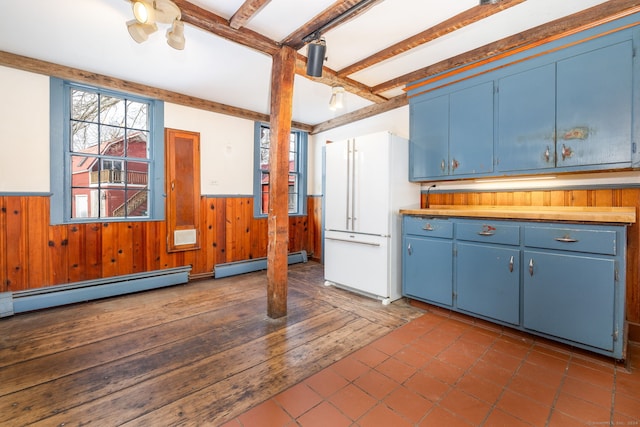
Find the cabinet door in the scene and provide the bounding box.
[497,64,556,172]
[409,95,449,179]
[449,81,494,175]
[456,242,520,325]
[403,236,453,306]
[556,40,632,167]
[523,250,616,351]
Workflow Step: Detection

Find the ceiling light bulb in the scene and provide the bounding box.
[133,1,154,24]
[166,20,185,50]
[329,86,345,110]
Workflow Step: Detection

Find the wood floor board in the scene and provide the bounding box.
[0,261,424,426]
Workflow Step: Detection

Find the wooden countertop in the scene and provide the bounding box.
[399,205,637,224]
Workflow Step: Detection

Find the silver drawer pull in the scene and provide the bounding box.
[529,258,534,276]
[407,243,412,255]
[477,231,495,236]
[554,236,578,243]
[509,256,514,273]
[422,223,434,231]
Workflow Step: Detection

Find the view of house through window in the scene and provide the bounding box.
[69,87,152,219]
[256,124,307,216]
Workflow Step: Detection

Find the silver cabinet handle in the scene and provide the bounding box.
[422,223,434,231]
[509,255,514,273]
[477,231,495,236]
[561,144,572,161]
[529,258,534,276]
[407,243,412,255]
[544,146,550,163]
[554,236,578,243]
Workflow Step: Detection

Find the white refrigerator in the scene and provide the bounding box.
[323,131,419,304]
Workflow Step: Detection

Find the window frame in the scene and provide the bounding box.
[49,78,165,224]
[253,122,308,218]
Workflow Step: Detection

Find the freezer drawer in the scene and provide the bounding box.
[324,232,391,301]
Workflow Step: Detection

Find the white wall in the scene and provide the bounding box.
[309,106,410,195]
[164,104,255,195]
[0,66,50,192]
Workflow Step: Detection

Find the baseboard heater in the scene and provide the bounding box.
[214,250,308,279]
[0,266,191,318]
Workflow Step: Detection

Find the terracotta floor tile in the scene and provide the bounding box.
[616,373,640,397]
[481,348,523,373]
[491,335,532,359]
[330,355,370,382]
[420,358,465,385]
[467,358,515,387]
[507,374,558,407]
[236,399,294,427]
[495,389,552,426]
[304,368,349,398]
[375,355,417,384]
[384,385,432,423]
[566,361,615,390]
[404,371,451,403]
[546,410,587,427]
[614,392,640,420]
[393,345,431,368]
[274,382,323,419]
[370,332,408,356]
[438,389,492,426]
[351,345,390,368]
[436,340,487,370]
[560,376,613,410]
[516,360,565,386]
[328,383,377,420]
[459,327,499,348]
[409,335,451,358]
[526,347,571,372]
[456,373,505,404]
[218,419,242,427]
[357,402,414,427]
[354,369,398,400]
[554,392,612,425]
[295,401,351,427]
[418,406,474,427]
[482,408,531,427]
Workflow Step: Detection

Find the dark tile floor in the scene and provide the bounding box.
[223,308,640,426]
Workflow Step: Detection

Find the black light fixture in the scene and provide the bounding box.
[306,38,326,77]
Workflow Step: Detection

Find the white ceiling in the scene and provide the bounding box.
[0,0,609,126]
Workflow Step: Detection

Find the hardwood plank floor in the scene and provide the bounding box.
[0,261,423,426]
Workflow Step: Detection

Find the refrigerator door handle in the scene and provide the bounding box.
[325,236,381,247]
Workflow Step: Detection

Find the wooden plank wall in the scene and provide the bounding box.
[424,188,640,333]
[0,195,321,292]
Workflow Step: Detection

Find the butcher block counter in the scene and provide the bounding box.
[399,205,637,224]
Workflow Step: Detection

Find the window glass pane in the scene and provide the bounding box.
[289,151,297,172]
[101,125,126,156]
[104,189,127,217]
[100,95,126,127]
[126,160,150,186]
[126,131,149,159]
[71,122,99,152]
[260,148,270,170]
[260,127,270,148]
[71,155,95,185]
[126,100,148,130]
[71,89,98,121]
[124,188,149,218]
[71,188,98,219]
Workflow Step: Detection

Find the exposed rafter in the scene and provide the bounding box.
[229,0,272,30]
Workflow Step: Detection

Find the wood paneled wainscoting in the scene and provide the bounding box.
[0,195,323,294]
[423,188,640,341]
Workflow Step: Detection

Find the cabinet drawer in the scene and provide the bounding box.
[524,226,617,255]
[456,221,520,245]
[403,216,453,238]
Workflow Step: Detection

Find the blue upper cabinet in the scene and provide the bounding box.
[497,63,556,172]
[556,40,633,168]
[408,17,638,181]
[409,81,494,180]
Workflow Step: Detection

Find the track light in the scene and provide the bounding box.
[306,38,326,77]
[329,86,345,111]
[127,0,185,50]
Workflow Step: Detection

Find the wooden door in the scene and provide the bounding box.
[165,128,200,252]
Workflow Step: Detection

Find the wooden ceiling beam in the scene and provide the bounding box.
[337,0,525,78]
[229,0,272,29]
[372,0,640,95]
[173,0,281,55]
[282,0,384,50]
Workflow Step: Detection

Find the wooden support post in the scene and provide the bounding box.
[267,46,296,319]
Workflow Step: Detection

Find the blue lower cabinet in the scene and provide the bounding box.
[456,242,520,325]
[523,250,616,352]
[401,215,628,359]
[403,236,453,306]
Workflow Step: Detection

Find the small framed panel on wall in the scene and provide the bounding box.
[165,128,201,252]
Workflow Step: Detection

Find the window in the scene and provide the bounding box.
[50,78,164,224]
[254,123,307,217]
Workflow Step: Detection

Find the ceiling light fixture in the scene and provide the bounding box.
[306,38,326,77]
[329,86,345,111]
[479,0,501,4]
[127,0,185,50]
